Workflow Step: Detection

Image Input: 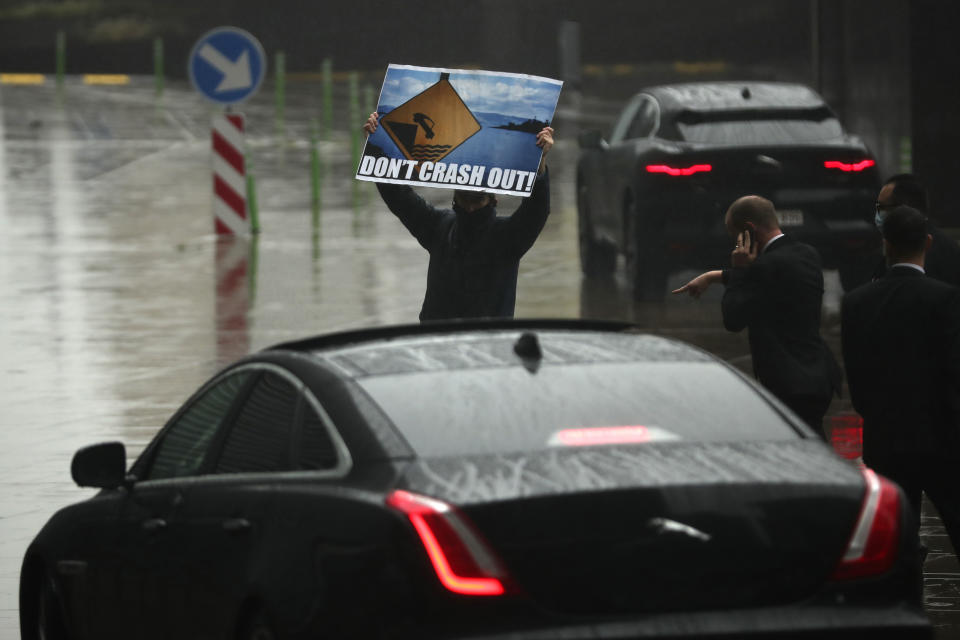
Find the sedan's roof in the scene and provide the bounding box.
[643,82,826,113]
[266,320,713,379]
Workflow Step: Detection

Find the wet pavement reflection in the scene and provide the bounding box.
[0,77,956,637]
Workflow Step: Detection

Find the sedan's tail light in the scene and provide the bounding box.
[830,468,901,581]
[646,163,712,176]
[824,159,876,172]
[387,490,509,596]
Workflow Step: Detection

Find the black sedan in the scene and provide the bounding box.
[576,81,882,297]
[21,320,929,639]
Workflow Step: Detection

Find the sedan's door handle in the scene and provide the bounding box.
[222,518,251,533]
[142,518,167,533]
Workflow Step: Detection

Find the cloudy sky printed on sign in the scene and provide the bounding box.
[379,66,561,124]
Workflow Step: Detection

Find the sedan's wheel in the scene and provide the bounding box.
[33,573,67,640]
[623,200,667,301]
[578,185,615,278]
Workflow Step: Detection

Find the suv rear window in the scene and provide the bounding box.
[676,107,843,144]
[358,362,797,458]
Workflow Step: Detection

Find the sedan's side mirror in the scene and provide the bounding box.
[71,442,127,489]
[578,129,608,150]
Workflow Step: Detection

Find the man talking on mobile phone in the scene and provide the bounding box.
[673,195,841,434]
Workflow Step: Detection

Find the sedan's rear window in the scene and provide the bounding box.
[357,362,798,458]
[678,116,843,145]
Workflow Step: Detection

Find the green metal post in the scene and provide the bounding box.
[349,71,360,172]
[153,37,164,101]
[275,51,286,139]
[247,152,261,234]
[310,119,321,229]
[899,136,913,173]
[322,58,333,139]
[248,235,260,304]
[364,84,375,119]
[55,30,66,92]
[362,84,376,208]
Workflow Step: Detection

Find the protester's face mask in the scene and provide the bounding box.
[453,192,493,214]
[453,202,494,219]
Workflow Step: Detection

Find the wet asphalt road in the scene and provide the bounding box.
[0,76,957,638]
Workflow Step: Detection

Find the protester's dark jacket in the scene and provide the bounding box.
[841,265,960,463]
[871,223,960,286]
[721,236,841,403]
[376,171,550,321]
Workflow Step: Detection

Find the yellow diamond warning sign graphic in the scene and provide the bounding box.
[381,73,481,163]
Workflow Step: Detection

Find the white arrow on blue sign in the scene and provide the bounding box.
[189,27,266,105]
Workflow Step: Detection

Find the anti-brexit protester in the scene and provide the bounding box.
[362,111,553,322]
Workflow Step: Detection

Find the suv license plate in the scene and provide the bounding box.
[777,209,804,226]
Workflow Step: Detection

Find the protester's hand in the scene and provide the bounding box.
[536,126,554,156]
[535,126,554,176]
[731,230,758,268]
[672,270,722,298]
[363,112,379,135]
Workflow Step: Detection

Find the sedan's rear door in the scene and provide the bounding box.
[173,365,352,636]
[108,367,256,639]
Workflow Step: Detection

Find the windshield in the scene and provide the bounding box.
[358,362,798,458]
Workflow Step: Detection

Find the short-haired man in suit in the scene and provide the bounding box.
[842,205,960,560]
[872,174,960,286]
[673,195,841,433]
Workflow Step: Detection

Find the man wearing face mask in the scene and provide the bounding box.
[363,112,553,322]
[842,205,960,565]
[872,174,960,286]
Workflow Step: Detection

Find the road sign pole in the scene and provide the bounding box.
[212,113,249,236]
[189,27,266,236]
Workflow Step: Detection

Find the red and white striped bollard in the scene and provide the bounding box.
[211,113,248,235]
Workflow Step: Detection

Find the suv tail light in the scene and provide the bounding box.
[829,414,864,463]
[830,468,901,581]
[646,163,712,176]
[387,490,509,596]
[824,159,876,172]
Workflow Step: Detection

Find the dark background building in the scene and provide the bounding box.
[1,0,958,225]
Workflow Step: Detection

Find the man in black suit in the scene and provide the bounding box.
[674,196,841,433]
[842,205,960,559]
[872,174,960,286]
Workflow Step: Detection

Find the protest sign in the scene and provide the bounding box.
[357,64,562,197]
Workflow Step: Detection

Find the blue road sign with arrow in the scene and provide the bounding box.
[189,27,266,105]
